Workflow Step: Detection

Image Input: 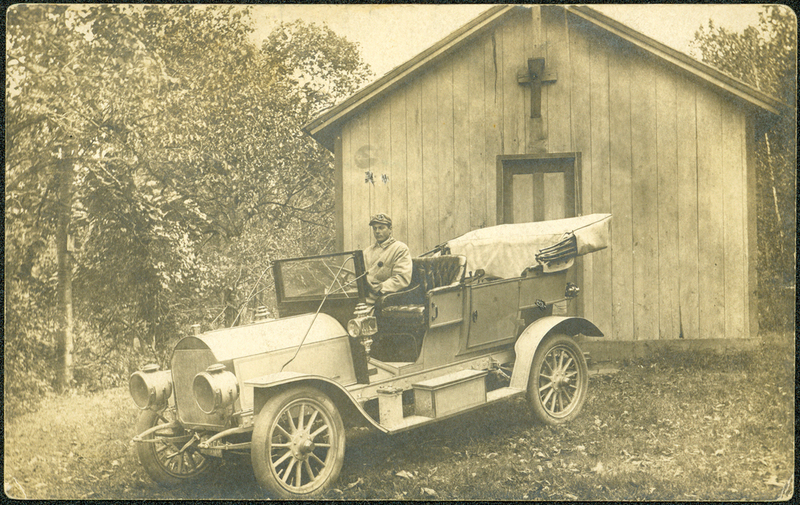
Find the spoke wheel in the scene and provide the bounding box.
[527,334,588,425]
[251,387,345,499]
[135,407,214,486]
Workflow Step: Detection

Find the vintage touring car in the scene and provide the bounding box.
[129,214,611,498]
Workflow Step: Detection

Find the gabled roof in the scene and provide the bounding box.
[304,5,785,151]
[567,6,784,114]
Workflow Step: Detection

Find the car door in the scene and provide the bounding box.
[465,279,520,350]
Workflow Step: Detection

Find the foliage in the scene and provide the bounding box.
[691,6,796,331]
[692,7,796,111]
[3,277,60,415]
[5,4,370,413]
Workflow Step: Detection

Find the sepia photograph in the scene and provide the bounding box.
[5,4,795,500]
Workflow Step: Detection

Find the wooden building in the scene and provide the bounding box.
[303,5,784,347]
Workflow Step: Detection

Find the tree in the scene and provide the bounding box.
[692,6,796,331]
[6,4,370,409]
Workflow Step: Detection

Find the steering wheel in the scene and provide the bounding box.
[339,267,357,286]
[324,259,363,297]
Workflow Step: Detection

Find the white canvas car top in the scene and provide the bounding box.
[445,214,611,278]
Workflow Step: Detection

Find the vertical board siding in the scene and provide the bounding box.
[721,99,746,338]
[421,69,439,251]
[676,77,700,339]
[630,57,659,341]
[741,114,753,337]
[745,116,758,337]
[390,86,408,246]
[334,136,344,251]
[469,36,487,230]
[452,48,471,238]
[437,59,456,243]
[528,6,548,153]
[522,7,536,153]
[588,31,613,337]
[370,98,392,220]
[696,86,726,339]
[350,113,371,249]
[544,6,572,153]
[570,19,593,319]
[608,45,634,341]
[341,122,353,250]
[406,79,425,255]
[485,30,502,225]
[655,65,680,339]
[502,10,525,156]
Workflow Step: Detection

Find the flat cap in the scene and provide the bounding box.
[369,213,392,226]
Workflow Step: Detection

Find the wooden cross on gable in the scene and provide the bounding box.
[517,58,557,119]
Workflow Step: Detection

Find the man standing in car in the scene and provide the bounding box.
[363,213,412,304]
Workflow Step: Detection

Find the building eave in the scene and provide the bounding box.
[302,4,519,150]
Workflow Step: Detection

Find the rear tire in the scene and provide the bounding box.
[251,387,345,499]
[527,334,588,425]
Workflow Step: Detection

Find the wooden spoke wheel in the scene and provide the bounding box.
[251,387,345,499]
[135,407,214,486]
[527,334,589,424]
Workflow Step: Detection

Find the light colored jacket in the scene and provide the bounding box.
[363,237,412,302]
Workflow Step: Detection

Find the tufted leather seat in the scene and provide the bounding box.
[414,256,466,292]
[380,304,427,330]
[371,255,465,362]
[376,255,464,328]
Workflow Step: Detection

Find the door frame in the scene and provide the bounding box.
[495,152,582,225]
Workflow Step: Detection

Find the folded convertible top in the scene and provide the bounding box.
[445,214,611,278]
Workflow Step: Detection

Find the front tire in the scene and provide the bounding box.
[527,334,589,424]
[251,386,346,499]
[135,407,214,486]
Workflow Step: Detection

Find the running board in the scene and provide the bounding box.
[382,386,525,433]
[487,386,526,402]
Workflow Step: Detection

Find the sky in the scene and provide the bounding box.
[249,4,767,79]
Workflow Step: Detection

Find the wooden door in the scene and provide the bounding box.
[498,155,578,224]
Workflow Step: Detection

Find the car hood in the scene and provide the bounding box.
[173,313,347,363]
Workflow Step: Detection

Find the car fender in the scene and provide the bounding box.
[245,372,388,433]
[509,316,603,391]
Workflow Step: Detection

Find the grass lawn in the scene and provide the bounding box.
[4,333,794,500]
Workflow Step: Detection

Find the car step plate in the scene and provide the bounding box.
[412,369,488,418]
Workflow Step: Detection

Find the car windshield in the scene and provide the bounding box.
[279,252,360,299]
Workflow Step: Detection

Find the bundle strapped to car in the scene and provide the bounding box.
[535,234,578,264]
[444,213,611,277]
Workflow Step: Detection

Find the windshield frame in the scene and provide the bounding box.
[273,250,367,304]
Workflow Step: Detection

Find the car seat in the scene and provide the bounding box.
[372,255,466,361]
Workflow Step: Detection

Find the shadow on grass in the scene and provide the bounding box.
[624,336,793,375]
[346,397,532,461]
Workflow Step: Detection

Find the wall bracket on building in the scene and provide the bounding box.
[517,58,557,119]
